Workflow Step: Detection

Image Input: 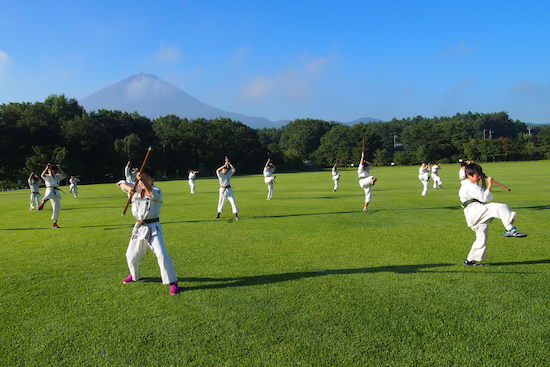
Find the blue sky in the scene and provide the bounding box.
[1,0,549,123]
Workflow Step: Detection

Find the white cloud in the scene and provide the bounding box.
[240,55,334,103]
[0,50,11,78]
[154,45,182,63]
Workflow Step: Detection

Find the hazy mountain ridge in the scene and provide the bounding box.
[80,73,380,128]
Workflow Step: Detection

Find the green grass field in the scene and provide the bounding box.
[1,161,548,366]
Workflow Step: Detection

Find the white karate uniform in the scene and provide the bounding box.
[188,171,196,194]
[125,185,177,285]
[69,177,79,198]
[263,167,275,200]
[459,180,517,262]
[332,167,340,191]
[125,166,137,184]
[28,179,41,209]
[358,164,375,202]
[459,167,467,182]
[418,166,430,196]
[217,168,239,213]
[42,173,65,220]
[431,165,442,188]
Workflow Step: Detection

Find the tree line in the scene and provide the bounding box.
[1,94,549,187]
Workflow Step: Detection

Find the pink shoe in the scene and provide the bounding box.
[123,274,134,283]
[169,282,180,295]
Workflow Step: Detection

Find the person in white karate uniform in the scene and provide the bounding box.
[332,162,340,192]
[214,156,239,220]
[28,172,41,210]
[459,160,472,183]
[125,161,138,184]
[263,158,276,200]
[418,162,430,196]
[459,163,527,266]
[117,167,180,295]
[38,163,66,228]
[188,170,199,194]
[431,162,443,189]
[358,152,377,212]
[69,176,80,198]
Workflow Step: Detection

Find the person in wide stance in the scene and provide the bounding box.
[38,163,66,228]
[214,156,239,220]
[28,172,42,210]
[459,163,527,266]
[117,167,180,295]
[358,152,377,212]
[263,158,276,200]
[69,176,80,198]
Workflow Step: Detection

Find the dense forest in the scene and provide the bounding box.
[1,94,549,187]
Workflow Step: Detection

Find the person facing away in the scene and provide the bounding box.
[214,156,240,220]
[117,166,180,295]
[459,163,527,266]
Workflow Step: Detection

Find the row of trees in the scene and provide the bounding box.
[1,95,549,186]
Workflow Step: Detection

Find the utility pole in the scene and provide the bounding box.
[483,129,486,139]
[527,126,532,136]
[392,134,398,148]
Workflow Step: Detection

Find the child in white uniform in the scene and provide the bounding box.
[38,164,66,228]
[431,163,442,189]
[459,160,472,183]
[332,163,340,192]
[459,163,527,266]
[69,176,80,198]
[188,170,199,194]
[358,152,377,212]
[117,167,180,295]
[28,172,41,210]
[263,158,276,200]
[214,157,239,220]
[125,161,138,184]
[418,162,430,196]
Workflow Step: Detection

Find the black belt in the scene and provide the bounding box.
[461,199,482,208]
[221,185,231,189]
[32,191,39,194]
[46,186,59,190]
[143,218,159,224]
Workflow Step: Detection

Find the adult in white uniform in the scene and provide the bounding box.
[188,170,199,194]
[69,176,80,198]
[214,157,239,220]
[38,163,66,228]
[117,167,180,295]
[28,172,41,210]
[459,163,527,266]
[358,152,377,212]
[125,161,138,184]
[431,163,442,189]
[459,160,472,183]
[263,158,276,200]
[332,163,340,192]
[418,162,430,196]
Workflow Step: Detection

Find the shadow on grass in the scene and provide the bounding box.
[137,260,549,289]
[514,205,550,210]
[141,263,454,290]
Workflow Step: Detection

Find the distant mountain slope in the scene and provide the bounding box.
[79,73,278,128]
[80,73,381,129]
